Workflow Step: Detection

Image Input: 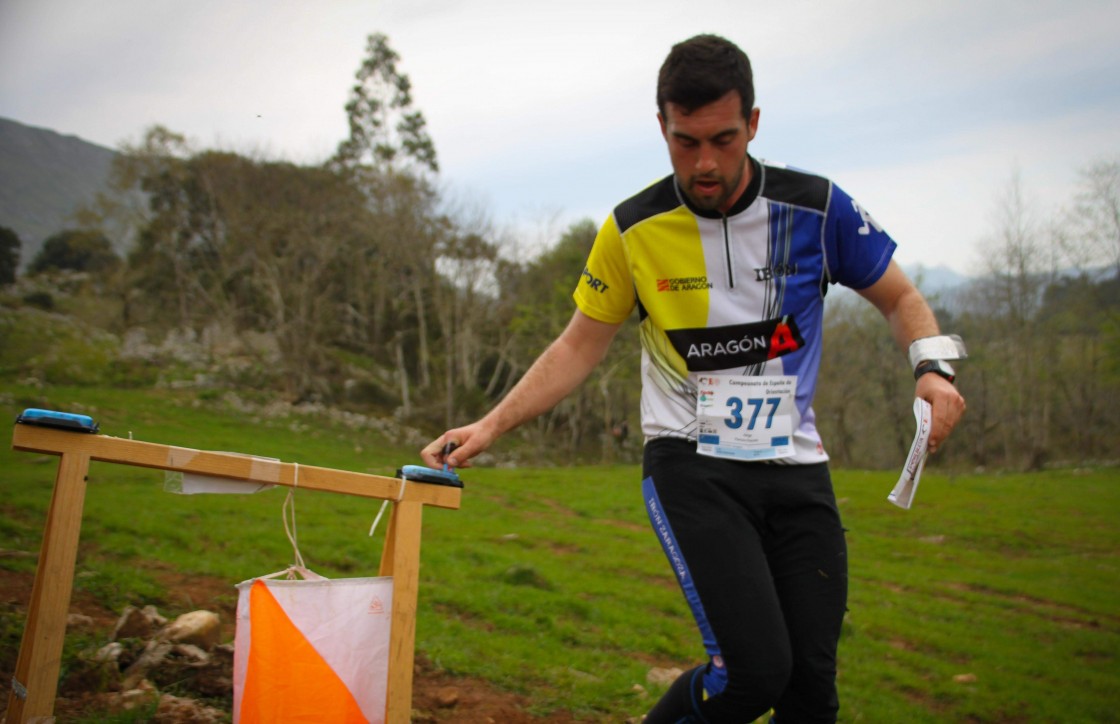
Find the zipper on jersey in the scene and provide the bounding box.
[722,215,734,289]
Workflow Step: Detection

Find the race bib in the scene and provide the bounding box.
[695,374,796,461]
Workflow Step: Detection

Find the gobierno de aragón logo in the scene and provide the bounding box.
[656,276,713,292]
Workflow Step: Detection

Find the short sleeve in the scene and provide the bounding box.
[572,215,637,323]
[824,183,897,290]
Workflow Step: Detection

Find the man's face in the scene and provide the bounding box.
[659,91,759,213]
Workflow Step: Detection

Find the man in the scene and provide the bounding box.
[422,34,966,723]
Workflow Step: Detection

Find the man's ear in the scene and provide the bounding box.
[747,107,760,143]
[658,112,667,140]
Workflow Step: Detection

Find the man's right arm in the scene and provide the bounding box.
[420,309,622,468]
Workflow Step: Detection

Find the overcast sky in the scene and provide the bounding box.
[2,0,1118,274]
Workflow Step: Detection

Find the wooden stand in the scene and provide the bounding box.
[4,424,461,724]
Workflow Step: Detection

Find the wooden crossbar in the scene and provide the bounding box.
[5,423,461,724]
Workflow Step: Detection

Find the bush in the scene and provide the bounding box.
[29,229,119,275]
[0,225,19,285]
[22,291,54,310]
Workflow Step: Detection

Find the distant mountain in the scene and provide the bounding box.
[902,263,971,296]
[0,117,117,269]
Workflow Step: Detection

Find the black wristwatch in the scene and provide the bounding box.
[914,359,956,383]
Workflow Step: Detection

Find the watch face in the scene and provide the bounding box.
[916,359,955,381]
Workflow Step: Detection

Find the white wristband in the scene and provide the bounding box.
[908,334,967,369]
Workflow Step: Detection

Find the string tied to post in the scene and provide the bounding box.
[282,462,306,574]
[368,474,408,538]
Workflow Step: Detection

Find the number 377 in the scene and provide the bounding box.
[725,396,780,430]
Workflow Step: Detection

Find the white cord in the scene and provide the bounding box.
[282,462,306,570]
[368,474,408,537]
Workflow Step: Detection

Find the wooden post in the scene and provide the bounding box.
[5,424,460,724]
[379,499,425,723]
[6,451,90,724]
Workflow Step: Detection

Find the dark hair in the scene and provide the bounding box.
[657,34,754,120]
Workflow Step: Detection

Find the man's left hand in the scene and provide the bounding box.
[916,374,966,454]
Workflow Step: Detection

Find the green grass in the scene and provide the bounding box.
[2,382,1118,721]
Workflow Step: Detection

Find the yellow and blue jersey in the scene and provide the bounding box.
[573,157,896,463]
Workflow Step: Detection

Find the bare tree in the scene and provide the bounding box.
[968,171,1058,469]
[87,127,200,328]
[1057,158,1120,277]
[817,292,912,468]
[330,33,443,409]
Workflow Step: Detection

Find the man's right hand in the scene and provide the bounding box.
[419,310,622,471]
[420,423,496,470]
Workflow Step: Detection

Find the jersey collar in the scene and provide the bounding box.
[675,155,763,219]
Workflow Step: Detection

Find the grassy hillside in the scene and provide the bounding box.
[1,382,1118,721]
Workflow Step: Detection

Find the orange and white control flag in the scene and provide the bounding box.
[233,571,393,723]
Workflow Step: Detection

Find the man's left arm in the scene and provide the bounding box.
[857,261,966,454]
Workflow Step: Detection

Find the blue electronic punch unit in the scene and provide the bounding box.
[16,409,99,434]
[396,465,463,488]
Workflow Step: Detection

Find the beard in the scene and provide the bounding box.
[680,153,748,212]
